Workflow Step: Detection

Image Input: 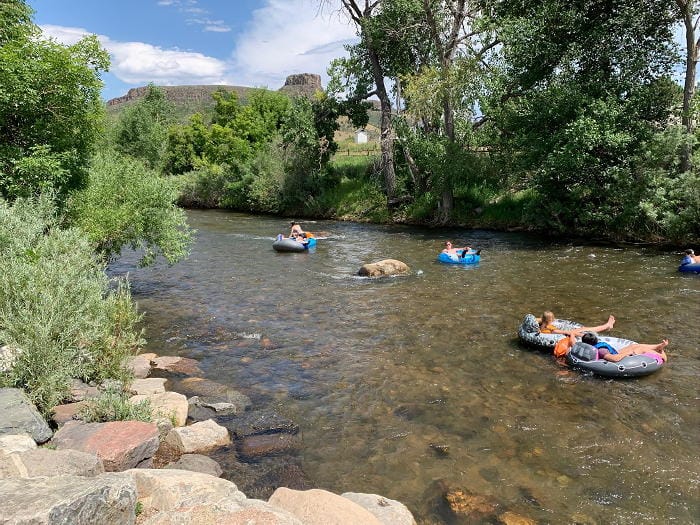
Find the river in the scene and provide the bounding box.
[109,210,699,524]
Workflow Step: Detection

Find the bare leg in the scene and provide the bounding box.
[570,315,616,336]
[618,340,669,361]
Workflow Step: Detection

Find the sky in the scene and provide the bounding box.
[27,0,358,101]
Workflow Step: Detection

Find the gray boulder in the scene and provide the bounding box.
[0,473,136,524]
[0,448,104,479]
[0,388,52,443]
[164,454,223,478]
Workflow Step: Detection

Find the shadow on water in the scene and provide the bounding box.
[109,210,700,524]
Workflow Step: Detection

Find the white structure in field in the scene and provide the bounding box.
[355,129,368,144]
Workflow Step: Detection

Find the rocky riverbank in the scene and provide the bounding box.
[0,352,418,524]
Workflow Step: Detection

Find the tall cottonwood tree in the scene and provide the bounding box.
[490,0,677,236]
[330,0,401,201]
[676,0,699,172]
[415,0,497,222]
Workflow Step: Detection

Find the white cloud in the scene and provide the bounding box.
[39,24,229,86]
[36,0,359,94]
[230,0,357,88]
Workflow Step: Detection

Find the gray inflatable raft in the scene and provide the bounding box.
[566,340,664,378]
[272,238,308,252]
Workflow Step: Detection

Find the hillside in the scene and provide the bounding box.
[105,73,381,144]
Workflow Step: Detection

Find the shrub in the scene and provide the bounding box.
[0,195,143,415]
[79,387,152,423]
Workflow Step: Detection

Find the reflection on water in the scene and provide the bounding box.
[110,210,700,524]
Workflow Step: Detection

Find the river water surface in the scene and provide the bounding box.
[110,210,699,524]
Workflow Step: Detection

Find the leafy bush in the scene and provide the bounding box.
[79,387,152,423]
[0,196,143,415]
[66,150,193,266]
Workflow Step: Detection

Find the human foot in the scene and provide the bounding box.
[606,315,616,330]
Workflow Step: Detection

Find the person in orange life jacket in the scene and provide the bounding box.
[537,310,615,336]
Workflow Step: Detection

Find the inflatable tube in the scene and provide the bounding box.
[437,251,480,265]
[272,236,316,252]
[566,341,664,378]
[679,263,700,273]
[517,313,581,351]
[518,314,664,378]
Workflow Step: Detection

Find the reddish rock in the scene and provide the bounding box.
[152,356,202,376]
[51,401,86,427]
[238,433,300,459]
[51,420,159,472]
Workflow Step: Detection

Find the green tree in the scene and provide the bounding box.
[490,0,677,237]
[66,150,193,266]
[0,1,109,200]
[114,84,175,170]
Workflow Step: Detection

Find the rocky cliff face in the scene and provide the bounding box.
[106,74,324,108]
[106,85,251,107]
[277,73,323,97]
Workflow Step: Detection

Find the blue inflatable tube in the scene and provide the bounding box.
[679,263,700,273]
[437,251,480,265]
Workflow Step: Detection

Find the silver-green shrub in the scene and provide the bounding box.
[0,195,143,415]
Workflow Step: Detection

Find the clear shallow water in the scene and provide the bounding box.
[110,210,699,524]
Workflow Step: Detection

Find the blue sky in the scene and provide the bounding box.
[27,0,358,100]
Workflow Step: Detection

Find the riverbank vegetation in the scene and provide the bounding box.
[99,1,698,244]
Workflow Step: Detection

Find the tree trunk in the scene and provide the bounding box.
[679,0,698,173]
[439,95,455,223]
[367,47,397,200]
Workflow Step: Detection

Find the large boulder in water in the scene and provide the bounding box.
[358,259,410,277]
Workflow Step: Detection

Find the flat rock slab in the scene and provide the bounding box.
[126,353,157,379]
[0,448,104,478]
[164,419,230,454]
[164,453,223,478]
[52,420,159,472]
[0,388,52,443]
[217,410,298,439]
[0,473,136,525]
[137,502,303,525]
[128,378,167,395]
[268,487,383,525]
[151,356,202,376]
